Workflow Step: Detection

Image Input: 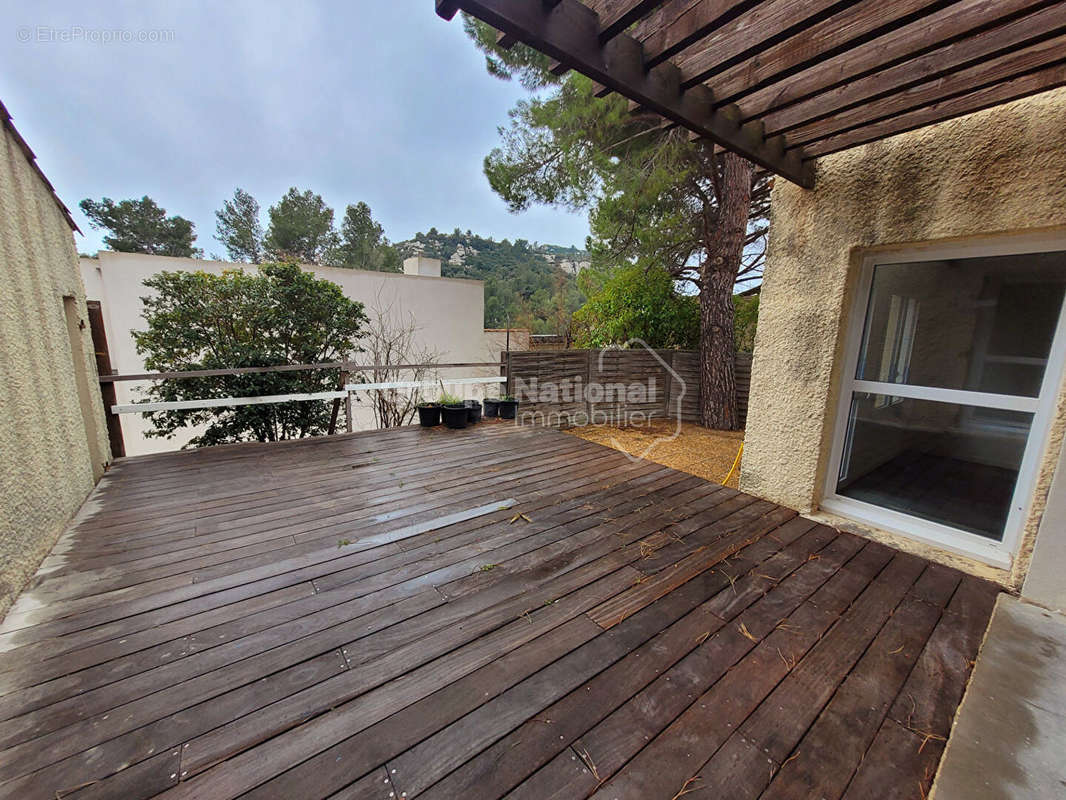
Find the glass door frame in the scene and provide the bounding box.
[822,234,1066,569]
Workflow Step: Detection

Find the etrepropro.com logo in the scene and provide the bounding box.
[16,25,176,44]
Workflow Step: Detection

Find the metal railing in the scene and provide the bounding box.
[101,360,507,444]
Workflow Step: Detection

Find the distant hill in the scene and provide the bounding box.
[396,228,588,332]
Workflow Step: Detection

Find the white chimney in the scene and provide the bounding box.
[403,256,442,277]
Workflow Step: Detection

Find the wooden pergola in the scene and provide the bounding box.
[436,0,1066,188]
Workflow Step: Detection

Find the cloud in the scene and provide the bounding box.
[0,0,591,253]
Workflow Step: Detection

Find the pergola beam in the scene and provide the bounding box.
[758,3,1066,137]
[725,0,1048,117]
[783,33,1066,148]
[674,0,855,88]
[635,1,757,68]
[584,0,671,42]
[435,0,814,187]
[709,0,943,107]
[804,60,1066,158]
[438,0,1064,178]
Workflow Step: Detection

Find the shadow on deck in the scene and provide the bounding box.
[0,422,998,799]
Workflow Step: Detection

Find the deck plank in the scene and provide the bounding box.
[0,423,999,800]
[585,552,926,799]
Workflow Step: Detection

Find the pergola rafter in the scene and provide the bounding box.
[634,1,762,69]
[585,0,670,42]
[438,0,1066,187]
[436,0,814,187]
[757,2,1066,137]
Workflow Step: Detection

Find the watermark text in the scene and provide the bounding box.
[17,25,175,44]
[508,340,687,462]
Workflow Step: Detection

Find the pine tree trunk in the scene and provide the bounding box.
[699,152,754,430]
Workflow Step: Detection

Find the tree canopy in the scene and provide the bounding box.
[479,66,768,289]
[263,188,339,264]
[80,196,202,257]
[573,264,698,349]
[133,262,368,446]
[335,201,401,272]
[214,187,263,262]
[212,188,400,271]
[462,15,767,428]
[733,293,760,353]
[574,265,761,352]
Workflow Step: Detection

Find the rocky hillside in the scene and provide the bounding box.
[396,228,588,331]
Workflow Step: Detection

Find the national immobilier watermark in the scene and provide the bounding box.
[512,338,686,462]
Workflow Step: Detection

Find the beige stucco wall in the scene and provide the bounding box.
[741,87,1066,590]
[0,122,110,618]
[80,252,488,454]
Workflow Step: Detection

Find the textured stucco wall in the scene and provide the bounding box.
[741,88,1066,589]
[0,123,110,619]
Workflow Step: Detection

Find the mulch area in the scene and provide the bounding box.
[566,420,745,488]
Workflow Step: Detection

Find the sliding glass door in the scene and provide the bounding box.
[824,244,1066,566]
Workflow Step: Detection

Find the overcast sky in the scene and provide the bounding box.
[0,1,591,255]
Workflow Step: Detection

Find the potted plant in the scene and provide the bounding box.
[464,399,482,423]
[498,395,519,420]
[483,397,501,418]
[439,391,467,429]
[416,401,441,427]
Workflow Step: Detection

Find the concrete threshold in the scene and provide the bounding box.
[933,595,1066,799]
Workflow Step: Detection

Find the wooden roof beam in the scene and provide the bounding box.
[709,0,946,107]
[436,0,814,187]
[570,2,680,90]
[802,61,1066,158]
[636,1,763,68]
[785,33,1066,148]
[591,2,679,94]
[674,0,857,88]
[584,1,672,42]
[723,0,1048,117]
[758,3,1066,137]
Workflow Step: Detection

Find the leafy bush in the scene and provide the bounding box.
[573,264,698,349]
[133,262,367,446]
[733,293,759,353]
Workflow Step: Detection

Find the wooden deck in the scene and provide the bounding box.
[0,422,998,800]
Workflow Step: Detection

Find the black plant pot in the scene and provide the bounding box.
[441,403,468,429]
[498,399,518,420]
[464,400,483,423]
[483,398,500,418]
[417,403,441,427]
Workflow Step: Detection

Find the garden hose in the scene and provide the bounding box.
[722,442,744,486]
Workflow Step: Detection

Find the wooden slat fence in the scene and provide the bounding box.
[735,352,752,424]
[504,350,751,427]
